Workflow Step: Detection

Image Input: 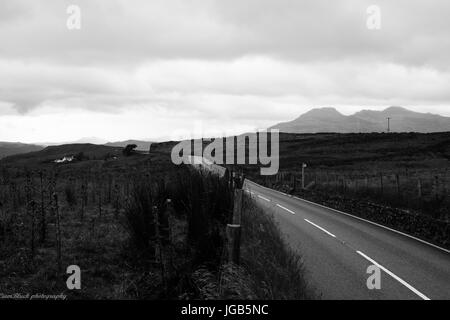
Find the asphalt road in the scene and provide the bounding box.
[244,180,450,300]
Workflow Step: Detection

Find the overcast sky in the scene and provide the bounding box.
[1,0,450,143]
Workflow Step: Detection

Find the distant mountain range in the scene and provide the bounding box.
[38,137,109,146]
[2,107,448,160]
[0,142,44,159]
[270,107,450,133]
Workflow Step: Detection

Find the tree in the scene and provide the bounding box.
[74,152,86,161]
[123,144,137,156]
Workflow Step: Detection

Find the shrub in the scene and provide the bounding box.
[65,184,77,207]
[171,170,233,266]
[122,144,137,157]
[123,177,156,254]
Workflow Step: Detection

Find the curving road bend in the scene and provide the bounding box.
[244,180,450,300]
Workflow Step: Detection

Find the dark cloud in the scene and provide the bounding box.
[1,0,450,66]
[0,0,449,142]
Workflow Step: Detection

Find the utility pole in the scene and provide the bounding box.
[387,117,391,133]
[302,163,307,189]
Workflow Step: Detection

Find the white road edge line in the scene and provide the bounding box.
[276,204,295,215]
[246,181,450,254]
[356,251,431,300]
[304,219,336,238]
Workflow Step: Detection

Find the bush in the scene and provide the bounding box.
[74,152,87,161]
[122,169,315,300]
[65,184,77,207]
[171,170,233,266]
[123,177,156,254]
[123,144,137,157]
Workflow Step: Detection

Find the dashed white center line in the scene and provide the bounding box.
[276,204,295,215]
[304,219,336,238]
[247,185,436,300]
[257,195,271,202]
[356,251,431,300]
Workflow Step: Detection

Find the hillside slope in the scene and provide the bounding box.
[105,140,152,151]
[0,143,122,167]
[0,142,44,159]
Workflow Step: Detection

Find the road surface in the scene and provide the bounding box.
[244,180,450,300]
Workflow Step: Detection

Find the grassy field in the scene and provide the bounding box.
[230,132,450,248]
[2,131,448,298]
[0,143,313,299]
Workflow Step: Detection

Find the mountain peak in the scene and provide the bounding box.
[297,107,344,120]
[382,106,412,114]
[305,107,342,115]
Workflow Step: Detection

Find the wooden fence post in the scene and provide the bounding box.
[417,179,422,198]
[53,193,62,272]
[164,198,174,244]
[152,205,160,262]
[227,187,243,264]
[226,224,241,265]
[153,204,167,294]
[379,173,384,195]
[396,174,401,197]
[232,189,243,225]
[39,171,46,244]
[0,203,7,245]
[434,176,439,200]
[29,199,36,262]
[97,190,102,219]
[161,199,175,292]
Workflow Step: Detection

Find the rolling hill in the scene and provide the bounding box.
[105,140,153,151]
[0,142,44,159]
[0,143,122,167]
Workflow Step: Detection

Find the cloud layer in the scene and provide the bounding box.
[1,0,450,142]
